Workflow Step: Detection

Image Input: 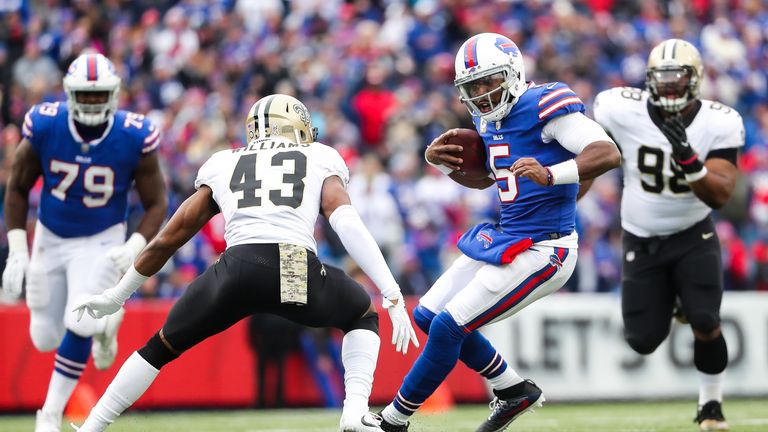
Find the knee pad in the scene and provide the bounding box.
[413,305,435,334]
[694,333,728,374]
[63,313,101,338]
[346,311,379,335]
[430,311,467,342]
[29,313,64,352]
[687,310,720,334]
[624,332,664,355]
[138,331,181,370]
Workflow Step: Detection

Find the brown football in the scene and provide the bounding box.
[444,128,489,180]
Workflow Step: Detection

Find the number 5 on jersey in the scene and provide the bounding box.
[489,144,518,202]
[230,151,307,209]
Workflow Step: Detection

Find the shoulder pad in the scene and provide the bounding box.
[537,82,585,122]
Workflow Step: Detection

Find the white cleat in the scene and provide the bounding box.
[35,409,62,432]
[92,307,125,370]
[340,411,385,432]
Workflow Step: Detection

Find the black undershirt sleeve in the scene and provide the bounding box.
[706,147,738,166]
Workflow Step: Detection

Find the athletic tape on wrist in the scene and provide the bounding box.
[7,229,28,254]
[548,159,580,185]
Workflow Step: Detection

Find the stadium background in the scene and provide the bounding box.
[0,0,767,418]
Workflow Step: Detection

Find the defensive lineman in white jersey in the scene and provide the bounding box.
[72,94,418,432]
[594,39,743,432]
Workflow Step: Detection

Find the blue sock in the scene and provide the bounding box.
[393,311,467,416]
[413,305,509,381]
[55,330,91,379]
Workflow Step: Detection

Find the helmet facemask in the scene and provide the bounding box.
[455,66,517,122]
[646,66,699,113]
[67,89,119,126]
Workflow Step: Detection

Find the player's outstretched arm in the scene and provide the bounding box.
[2,139,41,297]
[74,186,219,320]
[106,153,170,274]
[321,176,419,354]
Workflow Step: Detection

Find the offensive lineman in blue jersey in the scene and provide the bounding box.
[2,53,167,432]
[378,33,620,432]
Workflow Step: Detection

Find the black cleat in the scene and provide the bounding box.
[694,400,729,431]
[475,379,545,432]
[377,411,409,432]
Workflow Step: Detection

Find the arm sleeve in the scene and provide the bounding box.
[542,112,614,154]
[328,204,401,300]
[22,106,45,153]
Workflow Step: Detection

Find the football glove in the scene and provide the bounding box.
[74,265,149,321]
[1,229,29,298]
[383,295,419,354]
[660,114,705,177]
[106,233,147,274]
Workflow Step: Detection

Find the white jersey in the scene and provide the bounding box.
[594,87,744,237]
[194,138,349,252]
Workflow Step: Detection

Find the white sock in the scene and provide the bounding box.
[488,368,523,392]
[381,403,410,426]
[41,370,79,415]
[341,329,380,416]
[79,352,159,432]
[698,371,724,406]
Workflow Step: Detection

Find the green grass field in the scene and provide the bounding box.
[2,399,766,432]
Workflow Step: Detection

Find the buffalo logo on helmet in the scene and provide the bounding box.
[494,37,520,57]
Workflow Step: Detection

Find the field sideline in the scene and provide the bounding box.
[1,399,767,432]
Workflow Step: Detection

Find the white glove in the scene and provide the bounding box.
[383,295,419,354]
[73,290,123,320]
[2,229,29,298]
[106,233,147,274]
[73,265,149,321]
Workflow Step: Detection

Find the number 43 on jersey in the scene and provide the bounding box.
[229,151,307,209]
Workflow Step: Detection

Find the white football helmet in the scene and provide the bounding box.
[245,94,318,144]
[63,53,121,125]
[645,39,704,113]
[454,33,527,122]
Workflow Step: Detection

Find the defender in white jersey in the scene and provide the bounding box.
[71,94,418,432]
[594,39,743,432]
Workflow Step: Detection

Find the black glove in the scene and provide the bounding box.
[660,114,703,175]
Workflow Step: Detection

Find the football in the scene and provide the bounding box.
[444,128,489,180]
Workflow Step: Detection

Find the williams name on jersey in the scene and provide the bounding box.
[22,102,160,238]
[594,87,744,237]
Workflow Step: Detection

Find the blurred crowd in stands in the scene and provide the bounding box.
[1,0,767,300]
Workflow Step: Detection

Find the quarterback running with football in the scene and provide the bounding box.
[72,94,419,432]
[2,52,167,432]
[594,39,743,431]
[377,33,620,432]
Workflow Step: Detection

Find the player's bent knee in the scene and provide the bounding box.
[63,314,101,338]
[138,332,181,370]
[345,311,379,335]
[29,323,63,352]
[624,334,663,355]
[413,305,436,334]
[687,310,719,334]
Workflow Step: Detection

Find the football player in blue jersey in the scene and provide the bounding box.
[1,52,167,432]
[377,33,621,432]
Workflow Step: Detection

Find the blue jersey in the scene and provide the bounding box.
[21,102,160,238]
[457,82,584,264]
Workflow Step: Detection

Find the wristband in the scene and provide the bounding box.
[109,265,150,304]
[7,229,28,254]
[125,232,148,259]
[684,165,708,183]
[425,149,454,175]
[547,159,579,185]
